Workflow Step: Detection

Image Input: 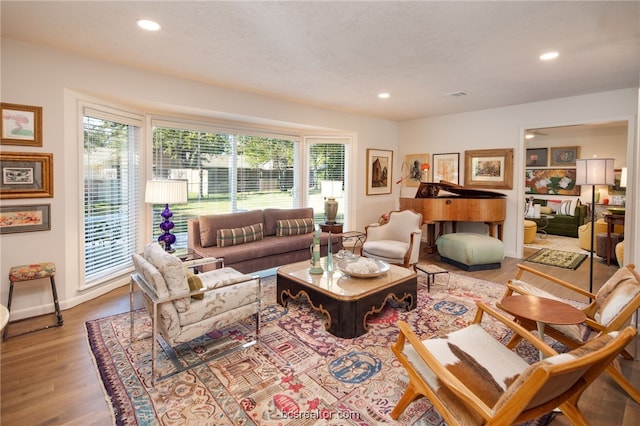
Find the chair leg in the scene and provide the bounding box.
[390,383,420,420]
[605,363,640,404]
[3,282,14,341]
[558,401,589,426]
[49,276,63,326]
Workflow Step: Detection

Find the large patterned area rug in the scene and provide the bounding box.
[525,248,588,270]
[86,268,553,425]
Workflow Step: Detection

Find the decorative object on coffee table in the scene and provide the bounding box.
[145,179,187,253]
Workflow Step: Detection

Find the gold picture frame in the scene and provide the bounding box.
[464,148,513,189]
[550,146,579,167]
[366,149,393,195]
[404,153,430,187]
[1,103,43,147]
[0,152,54,199]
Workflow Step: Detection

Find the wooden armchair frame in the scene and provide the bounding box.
[391,301,636,425]
[502,263,640,403]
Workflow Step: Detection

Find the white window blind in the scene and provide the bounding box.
[83,108,142,285]
[307,138,348,224]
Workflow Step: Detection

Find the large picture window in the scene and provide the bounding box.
[83,107,142,285]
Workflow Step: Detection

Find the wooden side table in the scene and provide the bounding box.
[499,295,586,359]
[319,222,343,233]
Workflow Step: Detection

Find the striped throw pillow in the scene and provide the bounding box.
[216,223,264,247]
[276,218,315,236]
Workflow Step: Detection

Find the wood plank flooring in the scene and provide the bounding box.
[1,242,639,425]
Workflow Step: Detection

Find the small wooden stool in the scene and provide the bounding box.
[4,262,63,340]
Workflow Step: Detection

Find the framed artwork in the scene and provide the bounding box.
[464,148,513,189]
[1,103,43,147]
[526,148,548,167]
[608,169,626,195]
[550,146,579,167]
[404,153,429,187]
[432,152,459,184]
[0,204,51,234]
[525,168,579,195]
[366,149,393,195]
[0,152,54,199]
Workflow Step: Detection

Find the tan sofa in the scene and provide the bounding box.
[188,208,341,274]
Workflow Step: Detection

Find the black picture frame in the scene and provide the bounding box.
[526,148,548,167]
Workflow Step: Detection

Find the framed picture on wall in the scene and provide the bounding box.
[1,103,43,147]
[366,149,393,195]
[0,204,51,234]
[525,168,579,195]
[0,152,54,199]
[550,146,579,167]
[526,148,548,167]
[432,152,459,184]
[464,148,513,189]
[404,153,429,187]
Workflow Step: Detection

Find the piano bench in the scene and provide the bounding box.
[436,233,504,271]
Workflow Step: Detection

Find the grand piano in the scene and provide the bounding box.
[399,181,506,253]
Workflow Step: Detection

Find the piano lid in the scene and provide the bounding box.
[415,180,506,199]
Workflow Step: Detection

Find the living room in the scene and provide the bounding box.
[1,2,639,425]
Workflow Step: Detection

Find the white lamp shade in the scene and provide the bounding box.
[575,158,615,186]
[321,180,343,198]
[620,167,627,188]
[145,180,188,204]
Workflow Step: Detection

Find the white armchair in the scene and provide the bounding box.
[130,242,261,384]
[362,210,423,268]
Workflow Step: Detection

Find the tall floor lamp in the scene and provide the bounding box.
[145,179,188,253]
[575,158,615,294]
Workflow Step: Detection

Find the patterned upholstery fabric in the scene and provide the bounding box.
[216,223,263,247]
[275,218,314,236]
[9,262,56,282]
[144,242,190,312]
[594,266,640,326]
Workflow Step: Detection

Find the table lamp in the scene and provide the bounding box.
[321,180,343,224]
[576,158,615,294]
[145,179,188,252]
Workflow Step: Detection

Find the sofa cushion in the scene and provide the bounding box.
[144,242,190,312]
[264,208,314,236]
[199,210,264,247]
[217,223,264,247]
[276,218,314,236]
[558,199,579,216]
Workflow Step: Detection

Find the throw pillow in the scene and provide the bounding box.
[186,269,204,300]
[558,199,578,216]
[276,218,315,236]
[217,223,264,247]
[546,200,562,213]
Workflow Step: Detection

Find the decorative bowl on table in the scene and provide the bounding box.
[337,258,390,278]
[606,207,626,215]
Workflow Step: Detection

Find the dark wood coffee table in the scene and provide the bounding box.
[277,258,417,338]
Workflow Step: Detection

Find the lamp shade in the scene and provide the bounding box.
[620,167,627,188]
[321,180,343,199]
[145,180,188,204]
[575,158,615,186]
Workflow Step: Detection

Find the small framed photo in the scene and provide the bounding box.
[366,148,393,195]
[550,146,579,167]
[404,153,430,187]
[1,103,43,147]
[464,148,513,189]
[526,148,548,167]
[432,153,459,184]
[0,152,54,199]
[0,204,51,234]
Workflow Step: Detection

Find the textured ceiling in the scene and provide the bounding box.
[2,1,639,121]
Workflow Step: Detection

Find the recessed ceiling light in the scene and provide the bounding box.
[137,19,161,31]
[539,51,559,61]
[378,93,390,99]
[525,133,535,139]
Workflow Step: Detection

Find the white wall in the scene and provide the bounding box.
[1,39,399,319]
[398,89,638,259]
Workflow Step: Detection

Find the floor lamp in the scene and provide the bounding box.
[575,158,615,295]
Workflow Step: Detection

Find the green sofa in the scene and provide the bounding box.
[529,199,588,238]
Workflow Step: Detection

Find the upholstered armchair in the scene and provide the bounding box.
[362,210,423,268]
[390,301,636,424]
[502,263,640,404]
[130,242,261,384]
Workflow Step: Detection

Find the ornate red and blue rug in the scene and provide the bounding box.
[86,268,553,425]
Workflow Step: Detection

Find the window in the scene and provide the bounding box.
[307,138,348,224]
[151,122,301,245]
[83,107,142,285]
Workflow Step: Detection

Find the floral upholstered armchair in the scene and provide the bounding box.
[130,242,261,384]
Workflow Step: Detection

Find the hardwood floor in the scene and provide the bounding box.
[1,243,638,425]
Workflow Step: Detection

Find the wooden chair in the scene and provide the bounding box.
[362,209,422,268]
[390,301,636,425]
[501,263,640,403]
